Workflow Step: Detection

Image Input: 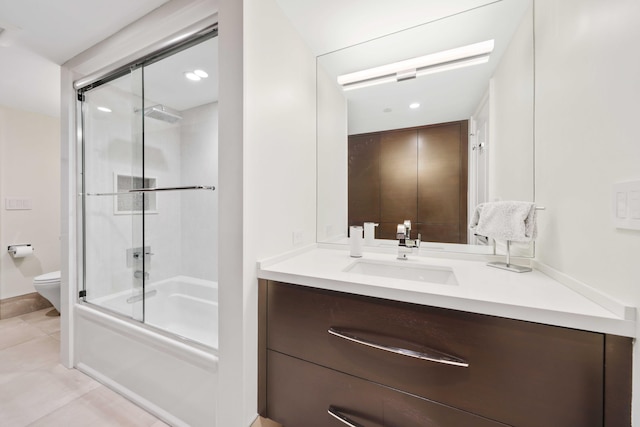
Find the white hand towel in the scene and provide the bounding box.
[469,201,537,242]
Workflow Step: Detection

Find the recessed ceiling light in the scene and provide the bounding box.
[193,69,209,78]
[185,72,201,81]
[97,106,112,113]
[409,102,420,109]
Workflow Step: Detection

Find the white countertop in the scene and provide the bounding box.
[258,246,636,337]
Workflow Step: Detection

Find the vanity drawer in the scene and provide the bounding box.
[266,281,604,427]
[267,350,509,427]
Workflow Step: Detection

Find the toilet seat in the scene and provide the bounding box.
[34,271,61,284]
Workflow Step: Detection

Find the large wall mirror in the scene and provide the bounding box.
[317,0,534,255]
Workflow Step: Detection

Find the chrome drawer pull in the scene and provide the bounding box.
[328,406,365,427]
[328,327,469,368]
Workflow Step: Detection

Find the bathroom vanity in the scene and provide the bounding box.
[257,248,633,427]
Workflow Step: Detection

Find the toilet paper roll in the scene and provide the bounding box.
[10,245,33,258]
[349,226,363,258]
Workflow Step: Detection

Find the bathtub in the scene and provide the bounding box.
[75,275,218,426]
[93,275,218,348]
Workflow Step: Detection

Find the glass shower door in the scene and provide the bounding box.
[79,33,218,347]
[81,68,146,321]
[137,38,218,344]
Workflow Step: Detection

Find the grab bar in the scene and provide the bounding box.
[328,327,469,368]
[83,185,215,197]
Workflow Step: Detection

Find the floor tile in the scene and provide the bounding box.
[19,309,61,336]
[0,336,60,385]
[0,308,173,426]
[27,385,164,427]
[0,315,23,328]
[0,363,100,426]
[18,308,56,322]
[0,318,46,351]
[251,416,284,427]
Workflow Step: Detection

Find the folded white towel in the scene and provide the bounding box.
[469,201,537,242]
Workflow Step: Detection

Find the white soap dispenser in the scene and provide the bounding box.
[349,225,363,257]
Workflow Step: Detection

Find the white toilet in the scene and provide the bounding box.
[33,271,61,312]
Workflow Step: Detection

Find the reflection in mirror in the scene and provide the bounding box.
[317,0,534,255]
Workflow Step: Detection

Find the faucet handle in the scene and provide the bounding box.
[134,270,149,280]
[396,224,406,240]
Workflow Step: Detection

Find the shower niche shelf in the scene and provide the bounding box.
[114,172,158,215]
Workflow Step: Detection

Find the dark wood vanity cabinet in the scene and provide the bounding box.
[258,280,632,427]
[267,350,508,427]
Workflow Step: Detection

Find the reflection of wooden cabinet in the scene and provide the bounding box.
[259,280,632,427]
[380,129,417,238]
[348,121,468,243]
[348,134,380,227]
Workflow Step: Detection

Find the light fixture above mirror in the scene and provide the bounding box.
[337,40,494,91]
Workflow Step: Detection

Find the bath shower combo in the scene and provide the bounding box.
[72,24,220,427]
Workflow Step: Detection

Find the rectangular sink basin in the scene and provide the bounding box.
[344,260,458,285]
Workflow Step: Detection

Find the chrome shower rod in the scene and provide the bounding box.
[83,185,215,197]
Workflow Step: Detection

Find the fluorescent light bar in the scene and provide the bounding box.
[338,40,494,91]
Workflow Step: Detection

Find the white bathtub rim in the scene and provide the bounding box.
[90,275,218,305]
[75,303,218,372]
[76,362,191,427]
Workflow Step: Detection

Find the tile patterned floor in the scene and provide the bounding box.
[0,309,169,427]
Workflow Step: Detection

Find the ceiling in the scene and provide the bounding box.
[0,0,169,117]
[274,0,495,56]
[0,0,504,118]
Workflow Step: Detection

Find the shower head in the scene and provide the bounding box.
[143,105,182,123]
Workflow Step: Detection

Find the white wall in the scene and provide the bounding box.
[216,0,245,424]
[488,4,534,203]
[534,0,640,423]
[484,4,535,257]
[243,0,317,259]
[0,106,60,300]
[180,102,218,281]
[143,119,183,283]
[316,63,348,241]
[217,0,317,424]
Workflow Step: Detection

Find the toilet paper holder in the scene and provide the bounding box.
[7,244,32,255]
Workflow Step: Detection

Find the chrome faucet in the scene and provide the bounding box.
[397,220,420,260]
